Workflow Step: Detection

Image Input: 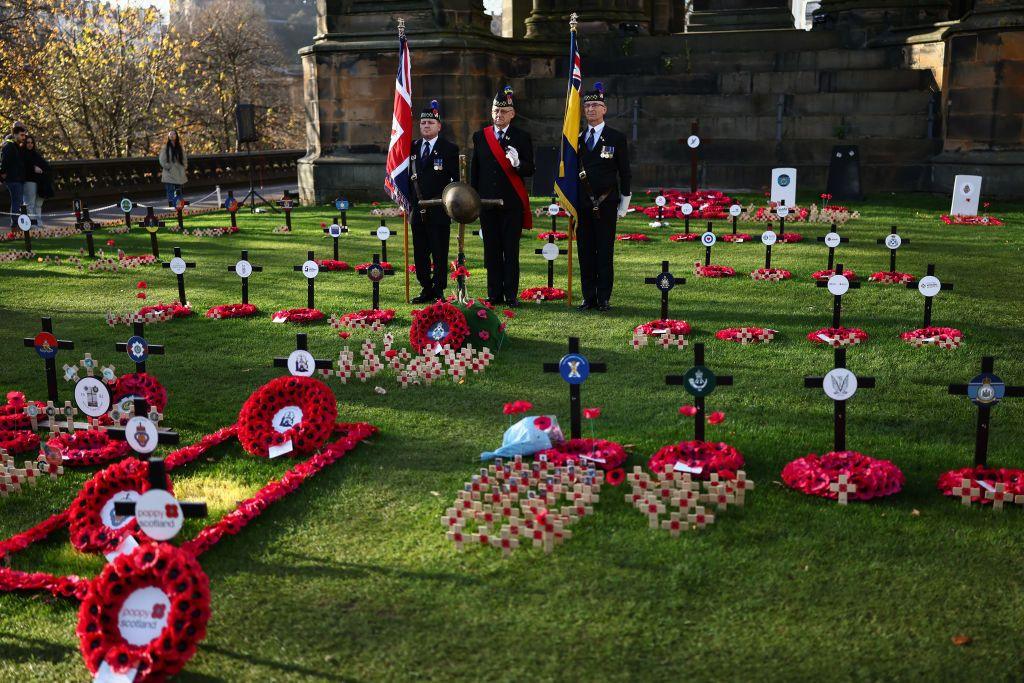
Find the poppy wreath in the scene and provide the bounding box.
[900,326,964,349]
[669,233,700,242]
[715,327,776,344]
[751,267,791,281]
[68,457,172,554]
[112,373,169,415]
[647,441,745,480]
[937,466,1024,504]
[776,233,803,243]
[409,300,470,354]
[354,261,394,273]
[781,450,905,501]
[77,543,210,682]
[271,308,325,324]
[0,428,41,455]
[616,233,651,242]
[694,262,736,278]
[807,327,869,347]
[536,438,627,471]
[137,302,192,319]
[316,259,350,271]
[721,233,753,243]
[204,303,258,319]
[333,309,396,327]
[47,429,132,467]
[0,391,43,430]
[634,319,691,337]
[237,376,337,458]
[811,268,856,282]
[869,271,916,285]
[537,231,568,241]
[940,214,1003,226]
[520,286,567,302]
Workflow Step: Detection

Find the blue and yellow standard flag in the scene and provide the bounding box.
[554,25,581,222]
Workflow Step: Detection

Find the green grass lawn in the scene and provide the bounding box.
[1,192,1022,681]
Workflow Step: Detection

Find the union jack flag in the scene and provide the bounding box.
[384,31,412,212]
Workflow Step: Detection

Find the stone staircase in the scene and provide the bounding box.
[686,0,794,33]
[513,28,942,194]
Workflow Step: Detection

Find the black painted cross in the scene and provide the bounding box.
[22,317,75,403]
[77,206,96,257]
[804,347,875,451]
[815,262,859,328]
[542,337,607,440]
[666,342,733,442]
[161,246,196,305]
[700,222,717,266]
[876,225,909,272]
[371,218,391,262]
[908,263,954,328]
[293,250,323,309]
[273,332,333,377]
[276,190,297,230]
[363,253,395,310]
[687,121,700,194]
[948,356,1024,466]
[679,200,693,235]
[729,203,741,235]
[225,190,240,228]
[333,196,349,227]
[323,219,349,261]
[644,260,685,321]
[816,223,849,271]
[655,192,665,224]
[112,456,206,543]
[535,232,567,288]
[775,201,790,237]
[174,194,189,231]
[119,197,134,228]
[761,226,778,269]
[115,320,165,373]
[228,249,262,305]
[15,204,37,251]
[140,206,166,257]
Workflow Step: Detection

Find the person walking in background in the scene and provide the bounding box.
[22,135,52,223]
[158,130,188,206]
[0,122,27,227]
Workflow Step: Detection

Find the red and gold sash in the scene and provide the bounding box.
[483,126,532,229]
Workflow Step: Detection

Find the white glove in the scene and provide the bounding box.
[505,146,520,168]
[617,193,631,218]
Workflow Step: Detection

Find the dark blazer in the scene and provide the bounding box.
[26,149,53,198]
[578,123,630,201]
[0,138,25,183]
[410,136,459,205]
[470,125,535,215]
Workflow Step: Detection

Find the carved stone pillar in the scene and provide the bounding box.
[524,1,649,40]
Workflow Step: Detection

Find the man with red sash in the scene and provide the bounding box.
[471,85,534,307]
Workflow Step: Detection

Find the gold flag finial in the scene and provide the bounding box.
[397,17,406,38]
[569,12,578,31]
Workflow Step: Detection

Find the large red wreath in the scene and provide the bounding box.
[807,327,869,346]
[47,429,132,467]
[271,308,325,324]
[781,450,904,501]
[940,214,1003,226]
[647,440,745,480]
[237,376,337,458]
[333,309,396,327]
[205,303,258,319]
[355,261,394,273]
[77,543,210,682]
[68,458,172,554]
[811,268,856,282]
[751,267,791,281]
[520,286,567,302]
[869,271,916,285]
[536,438,626,471]
[537,231,568,241]
[937,466,1024,504]
[777,233,803,243]
[694,262,736,278]
[617,233,651,242]
[669,233,700,242]
[316,259,350,271]
[721,233,753,243]
[634,319,691,336]
[0,428,40,455]
[137,302,192,319]
[112,373,168,414]
[409,300,470,354]
[715,327,776,344]
[900,326,963,349]
[0,391,43,430]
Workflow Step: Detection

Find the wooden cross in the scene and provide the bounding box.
[105,397,180,448]
[363,253,395,311]
[140,206,165,257]
[661,511,687,537]
[161,246,196,305]
[228,249,262,305]
[687,505,714,529]
[112,457,208,540]
[666,342,733,442]
[174,194,189,230]
[644,260,684,321]
[225,190,239,228]
[907,263,954,328]
[985,483,1013,511]
[542,337,607,440]
[804,347,876,451]
[951,478,979,505]
[293,250,323,309]
[762,226,777,269]
[700,222,716,266]
[61,401,77,432]
[276,190,297,230]
[323,218,349,261]
[120,197,133,228]
[273,333,333,377]
[829,474,856,505]
[816,223,849,271]
[535,232,567,289]
[815,262,859,328]
[642,496,665,528]
[115,320,164,373]
[43,400,60,435]
[688,120,700,193]
[729,471,755,506]
[23,317,75,403]
[16,204,37,251]
[948,356,1024,466]
[876,225,909,272]
[77,206,96,257]
[491,526,519,557]
[371,218,391,262]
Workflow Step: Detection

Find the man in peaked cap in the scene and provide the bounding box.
[471,85,535,307]
[576,82,631,312]
[410,99,459,303]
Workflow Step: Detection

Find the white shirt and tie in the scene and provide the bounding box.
[493,125,509,142]
[419,138,436,169]
[584,122,605,151]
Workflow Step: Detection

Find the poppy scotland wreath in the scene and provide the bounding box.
[204,303,257,319]
[721,233,753,243]
[47,429,132,467]
[811,268,856,282]
[536,438,627,471]
[807,327,869,346]
[781,450,904,501]
[271,307,325,324]
[900,326,964,349]
[669,232,700,242]
[869,271,916,285]
[316,259,350,271]
[634,319,691,337]
[694,262,736,278]
[68,457,172,554]
[0,391,43,430]
[520,286,567,302]
[0,428,40,455]
[715,327,776,344]
[647,440,745,480]
[937,466,1024,504]
[409,300,470,354]
[77,542,210,682]
[112,373,168,415]
[237,376,338,458]
[751,267,791,281]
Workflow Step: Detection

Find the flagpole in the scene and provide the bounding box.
[403,210,410,303]
[567,217,575,306]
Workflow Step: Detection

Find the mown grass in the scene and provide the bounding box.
[0,192,1022,682]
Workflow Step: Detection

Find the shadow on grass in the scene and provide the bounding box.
[232,551,480,588]
[198,644,358,682]
[0,631,76,663]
